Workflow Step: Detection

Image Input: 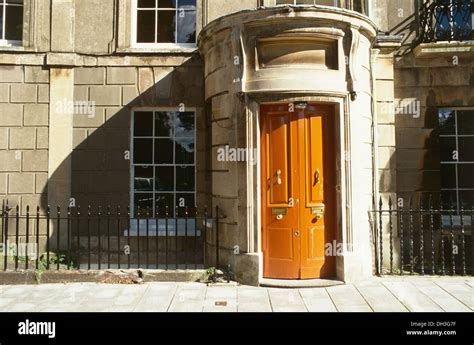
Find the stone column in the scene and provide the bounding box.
[47,68,74,209]
[373,37,402,272]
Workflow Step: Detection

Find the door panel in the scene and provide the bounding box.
[300,106,336,278]
[262,106,300,279]
[267,114,291,206]
[261,103,336,279]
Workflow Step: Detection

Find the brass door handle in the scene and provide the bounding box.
[276,169,282,185]
[313,169,320,186]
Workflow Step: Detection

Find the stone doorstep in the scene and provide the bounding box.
[259,278,344,288]
[0,269,208,285]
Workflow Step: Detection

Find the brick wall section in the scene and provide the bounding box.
[0,65,49,214]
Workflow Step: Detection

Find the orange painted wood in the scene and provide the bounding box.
[261,103,336,279]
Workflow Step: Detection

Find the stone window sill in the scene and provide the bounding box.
[414,41,474,58]
[116,47,198,54]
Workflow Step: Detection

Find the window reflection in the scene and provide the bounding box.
[132,110,196,217]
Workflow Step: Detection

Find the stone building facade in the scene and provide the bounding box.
[0,0,472,284]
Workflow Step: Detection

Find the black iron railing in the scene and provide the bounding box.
[371,195,473,276]
[0,203,225,272]
[418,0,474,43]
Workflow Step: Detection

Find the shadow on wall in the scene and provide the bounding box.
[1,56,209,269]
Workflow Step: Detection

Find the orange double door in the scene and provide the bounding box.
[261,103,337,279]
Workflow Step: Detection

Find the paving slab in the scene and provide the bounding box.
[410,280,471,312]
[133,283,177,312]
[354,282,408,312]
[434,281,474,310]
[203,286,238,312]
[382,281,444,312]
[237,287,272,312]
[326,285,372,312]
[298,288,337,312]
[168,283,206,312]
[267,288,307,312]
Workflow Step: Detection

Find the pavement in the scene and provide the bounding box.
[0,276,472,312]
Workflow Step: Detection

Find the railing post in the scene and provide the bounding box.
[67,206,71,268]
[98,206,102,270]
[409,197,414,275]
[429,195,435,275]
[449,199,456,275]
[378,197,383,276]
[25,205,30,270]
[399,200,404,275]
[56,206,61,270]
[15,205,19,271]
[419,198,425,276]
[185,206,188,269]
[439,196,445,275]
[216,205,220,270]
[46,205,50,270]
[203,206,208,268]
[165,206,169,270]
[117,206,121,269]
[155,205,159,270]
[107,205,111,269]
[87,205,91,270]
[3,204,9,271]
[36,206,40,270]
[388,197,393,275]
[459,200,466,276]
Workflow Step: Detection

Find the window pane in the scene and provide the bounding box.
[175,193,195,216]
[459,191,474,209]
[155,166,174,191]
[157,10,175,43]
[0,6,3,40]
[137,0,155,8]
[158,0,176,8]
[134,138,153,164]
[441,164,457,189]
[438,109,456,135]
[458,164,474,188]
[137,10,155,43]
[134,193,154,212]
[175,112,195,137]
[457,110,474,135]
[134,166,154,191]
[441,190,457,209]
[458,137,474,161]
[155,193,174,215]
[175,137,194,164]
[6,0,24,4]
[154,138,174,164]
[177,10,196,43]
[314,0,335,6]
[5,4,23,41]
[176,166,195,191]
[178,0,196,10]
[134,111,153,136]
[155,111,174,137]
[439,137,457,161]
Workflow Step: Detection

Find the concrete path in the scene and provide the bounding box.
[0,277,472,312]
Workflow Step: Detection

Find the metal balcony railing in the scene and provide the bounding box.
[418,0,474,43]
